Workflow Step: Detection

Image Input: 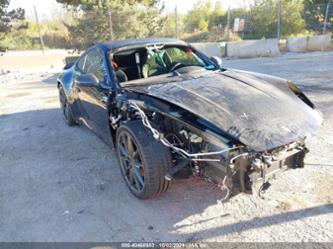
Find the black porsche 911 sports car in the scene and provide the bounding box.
[57,38,322,199]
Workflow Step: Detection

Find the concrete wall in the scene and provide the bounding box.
[286,37,308,52]
[226,39,280,58]
[287,34,332,52]
[191,42,224,57]
[307,34,332,51]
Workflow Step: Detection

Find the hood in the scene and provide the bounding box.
[125,69,322,151]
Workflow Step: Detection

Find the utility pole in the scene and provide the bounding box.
[226,7,230,41]
[323,1,331,33]
[174,5,178,39]
[277,0,282,40]
[106,0,114,40]
[33,5,45,53]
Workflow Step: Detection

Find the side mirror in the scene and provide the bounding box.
[210,56,223,68]
[76,73,99,86]
[63,61,75,70]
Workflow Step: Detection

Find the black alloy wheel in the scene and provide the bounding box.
[118,131,145,192]
[116,121,172,199]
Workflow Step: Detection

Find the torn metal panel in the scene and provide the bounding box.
[125,68,322,151]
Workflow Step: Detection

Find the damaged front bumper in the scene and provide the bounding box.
[203,139,309,195]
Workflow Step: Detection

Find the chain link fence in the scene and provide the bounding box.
[3,2,333,51]
[172,2,332,43]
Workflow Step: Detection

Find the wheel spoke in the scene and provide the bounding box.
[128,169,135,184]
[127,134,135,156]
[119,143,130,160]
[120,157,130,172]
[133,166,144,188]
[132,150,138,160]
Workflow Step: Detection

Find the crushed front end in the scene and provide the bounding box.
[110,94,311,199]
[201,139,309,196]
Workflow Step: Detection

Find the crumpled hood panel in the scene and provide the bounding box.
[127,70,322,151]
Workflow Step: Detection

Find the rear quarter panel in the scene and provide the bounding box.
[57,67,75,102]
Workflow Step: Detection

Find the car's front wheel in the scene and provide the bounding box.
[116,120,172,199]
[58,85,76,127]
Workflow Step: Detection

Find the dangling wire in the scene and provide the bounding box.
[217,176,231,204]
[129,102,244,161]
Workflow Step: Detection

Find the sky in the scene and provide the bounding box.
[9,0,248,20]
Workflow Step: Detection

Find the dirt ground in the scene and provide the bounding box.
[0,51,333,242]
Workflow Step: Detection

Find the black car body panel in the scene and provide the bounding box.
[123,67,322,151]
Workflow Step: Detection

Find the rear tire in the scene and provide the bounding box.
[116,120,172,199]
[58,86,76,127]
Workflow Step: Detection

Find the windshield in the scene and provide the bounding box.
[111,45,217,84]
[153,47,206,67]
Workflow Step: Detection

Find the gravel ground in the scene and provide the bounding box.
[0,51,332,242]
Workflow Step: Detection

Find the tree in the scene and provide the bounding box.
[0,0,25,44]
[209,0,225,29]
[303,0,333,33]
[281,0,305,36]
[184,0,212,32]
[57,0,165,48]
[56,0,162,10]
[0,0,10,34]
[245,0,305,39]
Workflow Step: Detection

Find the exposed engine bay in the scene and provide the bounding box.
[109,92,309,200]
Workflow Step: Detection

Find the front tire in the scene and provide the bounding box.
[116,120,172,199]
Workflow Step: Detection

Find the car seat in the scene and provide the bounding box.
[142,50,169,78]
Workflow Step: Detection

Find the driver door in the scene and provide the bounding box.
[76,48,111,136]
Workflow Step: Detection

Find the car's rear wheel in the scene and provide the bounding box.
[116,120,172,199]
[58,86,76,126]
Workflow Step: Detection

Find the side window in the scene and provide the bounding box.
[77,54,87,71]
[84,49,106,82]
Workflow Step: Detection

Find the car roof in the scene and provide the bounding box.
[100,38,188,51]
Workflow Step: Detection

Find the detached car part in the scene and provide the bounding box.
[57,38,322,200]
